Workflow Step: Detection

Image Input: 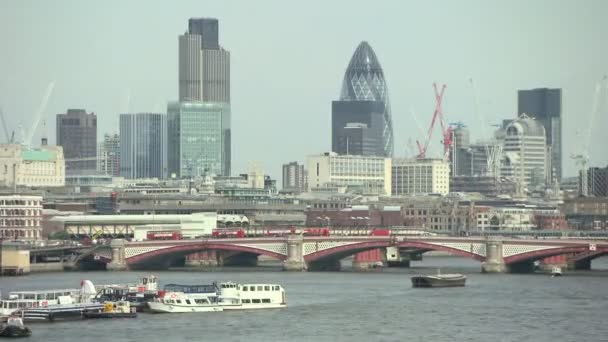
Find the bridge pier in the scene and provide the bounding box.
[106,239,128,271]
[186,251,220,267]
[352,249,386,271]
[283,234,307,271]
[481,239,506,273]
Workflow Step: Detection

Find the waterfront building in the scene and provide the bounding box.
[56,109,97,173]
[306,152,391,195]
[167,102,230,177]
[0,194,43,240]
[500,114,547,189]
[119,113,167,179]
[282,162,306,192]
[391,158,450,195]
[97,133,120,177]
[179,18,230,103]
[562,196,608,229]
[451,176,517,197]
[332,41,394,157]
[0,144,65,188]
[518,88,562,180]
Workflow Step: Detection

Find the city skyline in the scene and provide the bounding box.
[1,1,607,179]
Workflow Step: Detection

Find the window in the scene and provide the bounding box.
[257,286,263,291]
[252,299,261,304]
[250,286,255,291]
[262,299,271,303]
[264,286,270,291]
[242,286,248,291]
[242,299,251,304]
[273,286,280,291]
[185,300,191,305]
[175,300,182,304]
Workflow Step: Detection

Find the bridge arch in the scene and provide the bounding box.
[504,246,608,265]
[126,242,287,269]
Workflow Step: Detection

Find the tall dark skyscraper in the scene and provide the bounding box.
[188,18,219,50]
[56,109,97,173]
[518,88,562,180]
[332,41,394,157]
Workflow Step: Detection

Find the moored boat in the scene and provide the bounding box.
[218,282,286,310]
[411,271,466,288]
[551,267,562,277]
[83,301,137,319]
[0,316,31,338]
[147,283,222,313]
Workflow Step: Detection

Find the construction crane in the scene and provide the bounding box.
[416,83,452,160]
[468,78,501,179]
[0,107,11,143]
[25,81,55,147]
[571,75,608,196]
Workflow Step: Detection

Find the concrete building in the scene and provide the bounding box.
[518,88,562,180]
[0,242,30,275]
[282,161,306,192]
[391,158,450,195]
[0,194,43,240]
[0,144,65,188]
[562,197,608,229]
[500,114,547,189]
[98,133,120,177]
[449,124,471,177]
[120,113,167,179]
[167,102,231,177]
[476,207,536,231]
[307,152,392,195]
[332,41,393,157]
[179,18,230,103]
[56,109,97,173]
[451,176,517,197]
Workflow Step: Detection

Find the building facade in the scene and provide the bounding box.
[282,161,306,192]
[56,109,97,173]
[584,166,608,197]
[119,113,167,179]
[307,152,391,195]
[500,115,547,189]
[98,133,120,177]
[332,41,393,157]
[0,195,43,240]
[518,88,562,180]
[391,158,450,195]
[0,144,65,188]
[167,102,231,178]
[179,18,230,103]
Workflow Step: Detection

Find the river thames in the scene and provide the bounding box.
[3,256,608,342]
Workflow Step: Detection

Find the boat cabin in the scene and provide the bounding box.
[219,282,285,306]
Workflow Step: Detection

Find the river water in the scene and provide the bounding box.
[2,256,608,342]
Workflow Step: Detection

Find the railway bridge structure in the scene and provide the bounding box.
[89,235,608,273]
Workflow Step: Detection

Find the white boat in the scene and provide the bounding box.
[147,292,223,313]
[551,267,562,277]
[218,282,286,310]
[0,288,81,318]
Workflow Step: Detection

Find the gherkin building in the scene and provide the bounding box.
[332,41,394,157]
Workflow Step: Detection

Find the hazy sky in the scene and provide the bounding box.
[1,0,607,179]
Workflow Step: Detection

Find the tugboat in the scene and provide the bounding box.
[411,270,467,288]
[0,316,31,338]
[83,301,137,319]
[551,267,562,277]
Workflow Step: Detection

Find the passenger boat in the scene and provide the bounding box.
[95,275,159,312]
[13,280,104,322]
[0,316,31,338]
[83,301,137,319]
[0,289,80,318]
[411,271,467,288]
[147,283,222,313]
[218,282,286,310]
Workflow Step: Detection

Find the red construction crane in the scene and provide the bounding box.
[416,83,453,159]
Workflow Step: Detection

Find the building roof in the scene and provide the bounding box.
[506,115,546,137]
[22,149,56,161]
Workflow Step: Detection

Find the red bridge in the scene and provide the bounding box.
[90,235,608,273]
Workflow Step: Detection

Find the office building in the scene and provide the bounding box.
[500,114,547,188]
[392,158,450,195]
[282,162,306,192]
[449,123,471,177]
[179,18,230,103]
[332,41,393,157]
[307,152,391,195]
[518,88,562,179]
[98,133,120,177]
[167,102,230,178]
[56,109,97,173]
[0,195,43,240]
[120,113,167,179]
[584,166,608,197]
[0,144,65,188]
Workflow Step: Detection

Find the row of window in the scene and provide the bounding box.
[241,285,280,292]
[242,299,271,304]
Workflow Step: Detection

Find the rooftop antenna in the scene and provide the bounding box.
[26,81,56,148]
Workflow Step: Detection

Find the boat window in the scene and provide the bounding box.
[273,286,280,291]
[242,287,248,291]
[9,303,17,309]
[24,294,35,300]
[252,299,261,304]
[18,302,27,308]
[194,299,208,304]
[262,299,271,303]
[37,294,45,300]
[257,286,263,291]
[185,300,191,305]
[264,286,270,291]
[242,299,251,304]
[175,300,182,304]
[48,293,55,300]
[250,286,255,291]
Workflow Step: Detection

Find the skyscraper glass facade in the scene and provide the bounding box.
[332,41,394,157]
[119,113,166,179]
[167,102,230,178]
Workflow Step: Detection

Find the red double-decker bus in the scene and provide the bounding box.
[146,231,183,240]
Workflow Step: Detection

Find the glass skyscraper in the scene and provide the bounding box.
[167,102,231,177]
[119,113,167,179]
[332,41,394,157]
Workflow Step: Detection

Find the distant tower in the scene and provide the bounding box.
[56,109,97,173]
[120,113,166,179]
[332,41,394,157]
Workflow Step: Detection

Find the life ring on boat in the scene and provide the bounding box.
[41,300,48,307]
[169,293,177,299]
